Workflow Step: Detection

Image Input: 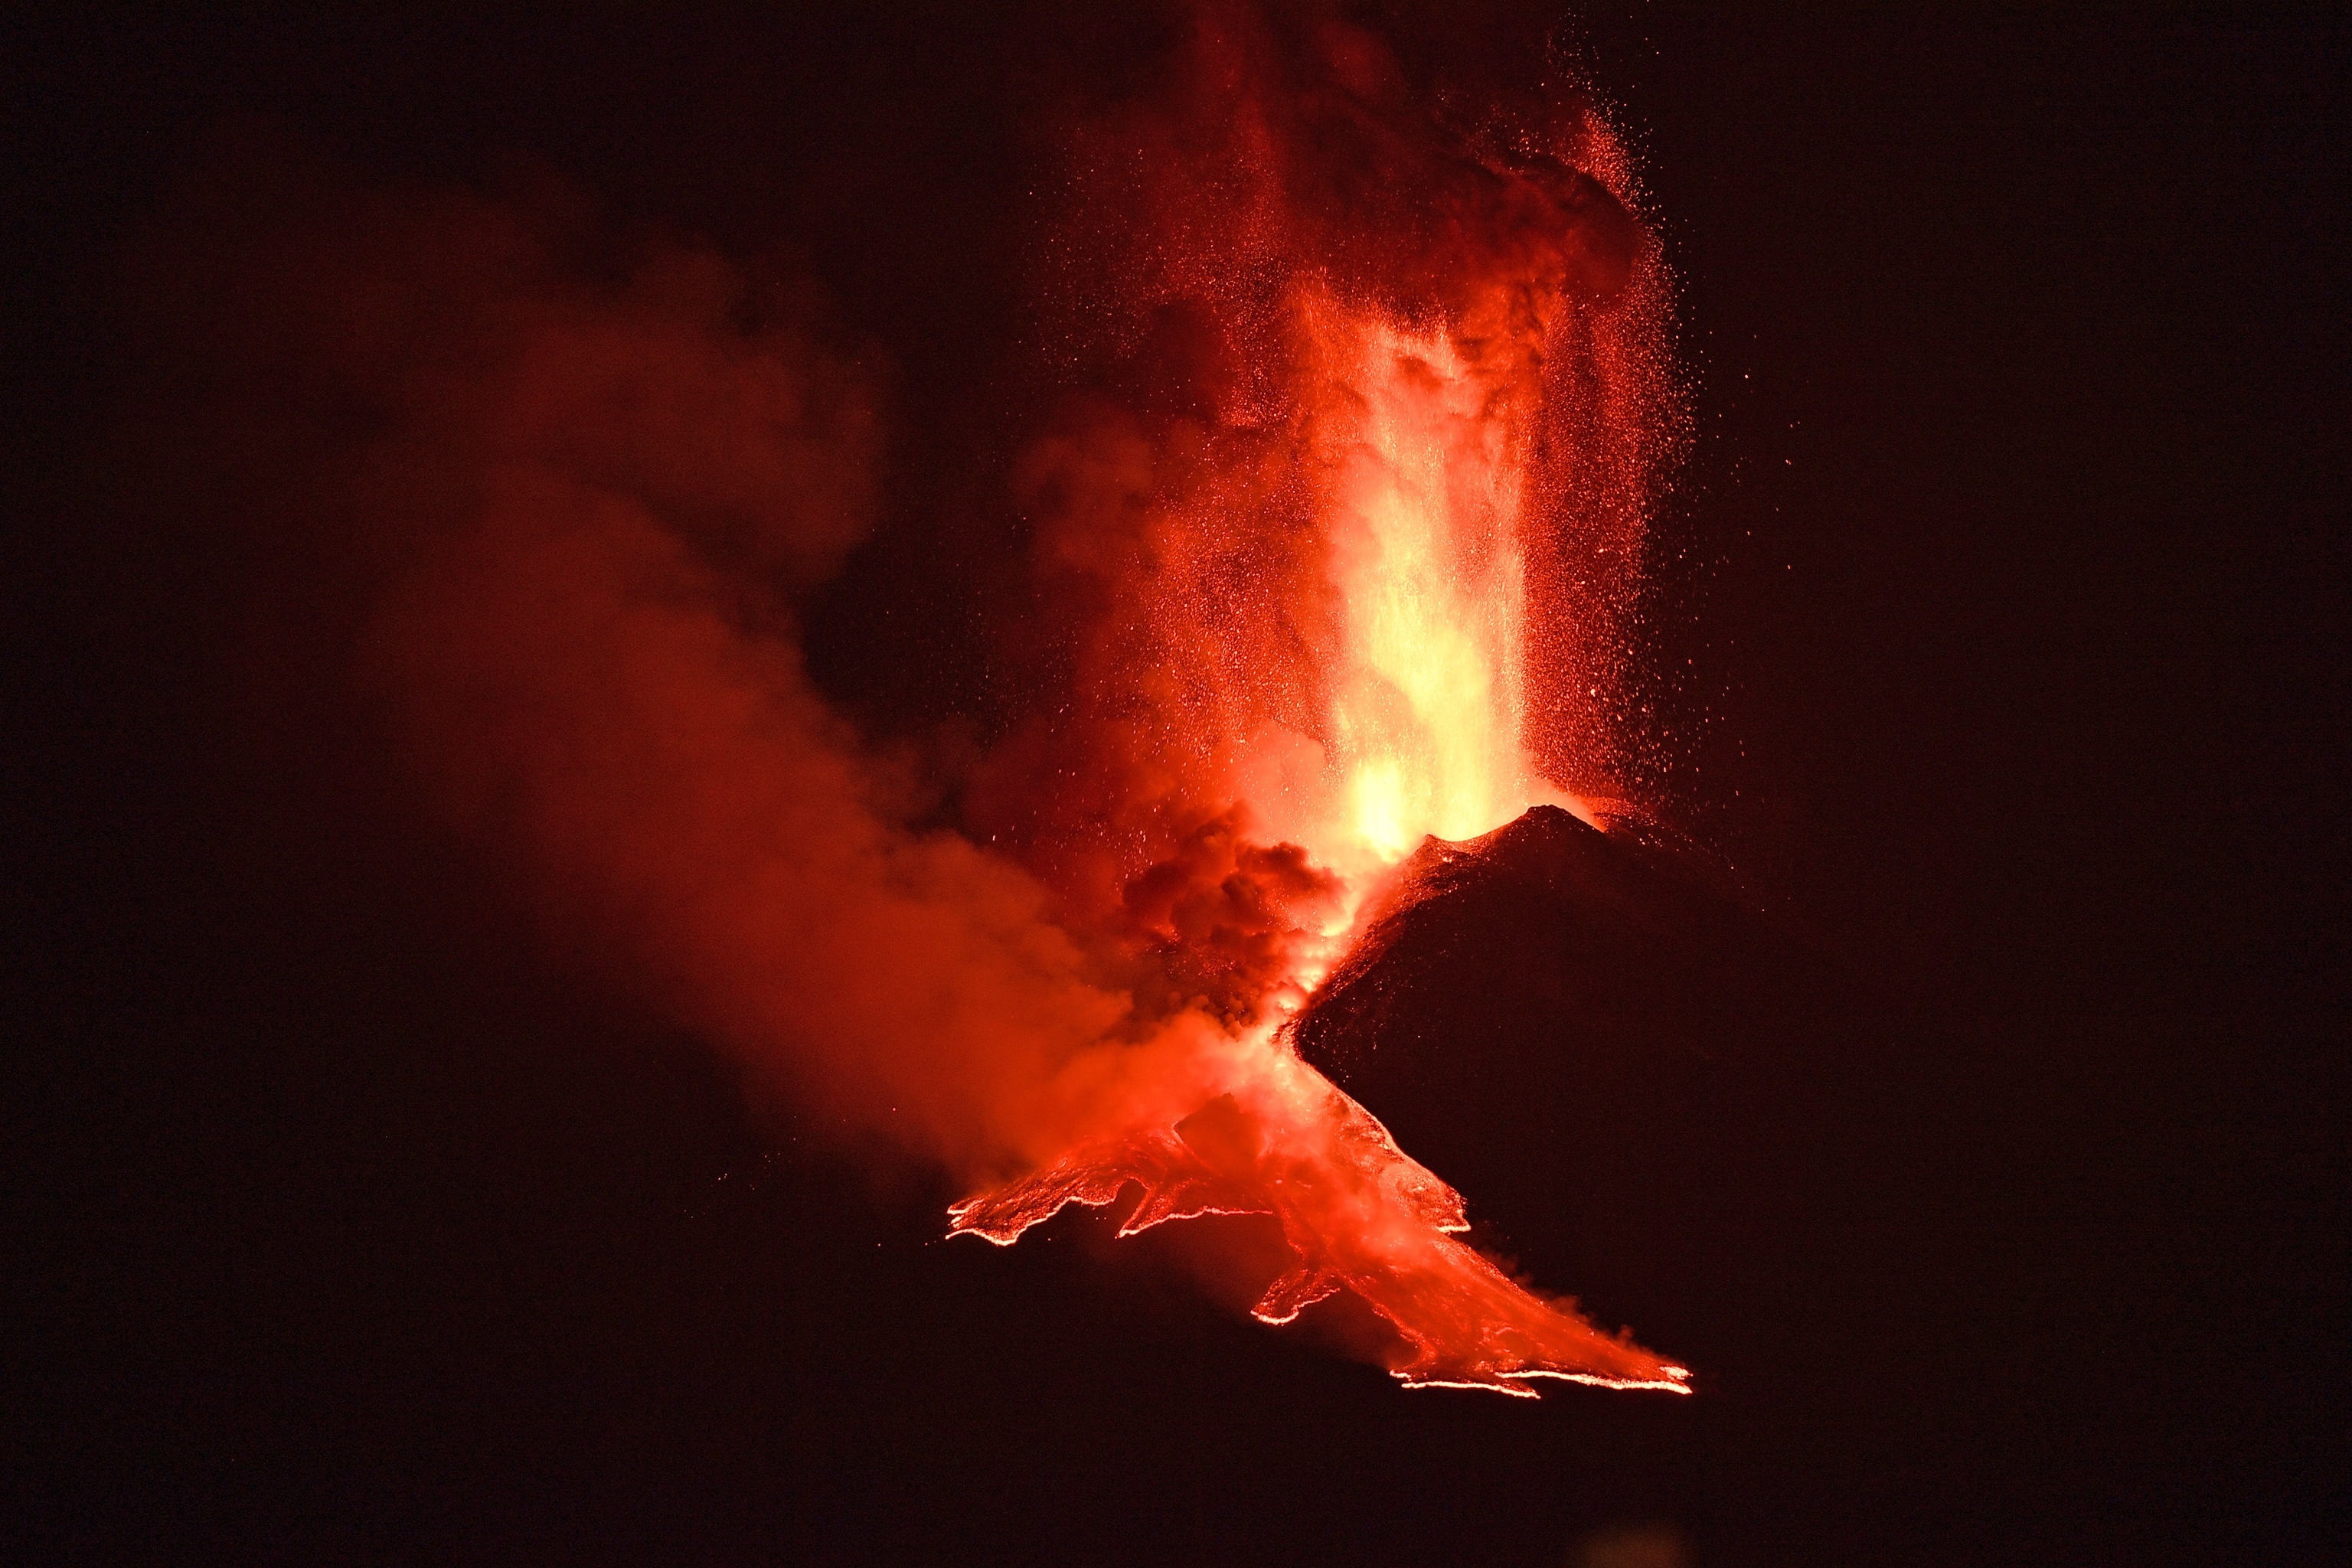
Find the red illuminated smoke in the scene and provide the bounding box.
[149,5,1687,1396]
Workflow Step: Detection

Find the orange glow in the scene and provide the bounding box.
[299,3,1690,1401]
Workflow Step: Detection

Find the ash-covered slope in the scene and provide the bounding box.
[1292,805,1827,1354]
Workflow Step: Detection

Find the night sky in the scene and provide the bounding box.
[8,4,2344,1563]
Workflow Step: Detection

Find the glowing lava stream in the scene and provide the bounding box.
[950,298,1687,1399]
[950,1022,1690,1397]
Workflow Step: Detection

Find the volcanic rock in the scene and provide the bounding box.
[1292,804,1834,1353]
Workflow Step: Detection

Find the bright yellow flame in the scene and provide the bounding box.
[1230,297,1593,893]
[1344,757,1412,861]
[1321,312,1544,866]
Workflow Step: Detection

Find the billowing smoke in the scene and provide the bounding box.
[128,2,1687,1395]
[129,140,1212,1189]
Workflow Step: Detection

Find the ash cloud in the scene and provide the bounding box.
[123,137,1259,1188]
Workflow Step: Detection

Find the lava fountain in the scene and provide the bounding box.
[946,11,1687,1395]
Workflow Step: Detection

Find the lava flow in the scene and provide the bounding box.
[178,3,1691,1400]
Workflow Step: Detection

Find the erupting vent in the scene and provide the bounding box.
[323,3,1687,1397]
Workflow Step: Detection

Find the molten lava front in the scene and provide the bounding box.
[950,1041,1687,1396]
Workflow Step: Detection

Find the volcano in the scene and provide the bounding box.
[1291,804,1824,1360]
[941,805,1716,1396]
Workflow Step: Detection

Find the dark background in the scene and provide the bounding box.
[6,3,2344,1563]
